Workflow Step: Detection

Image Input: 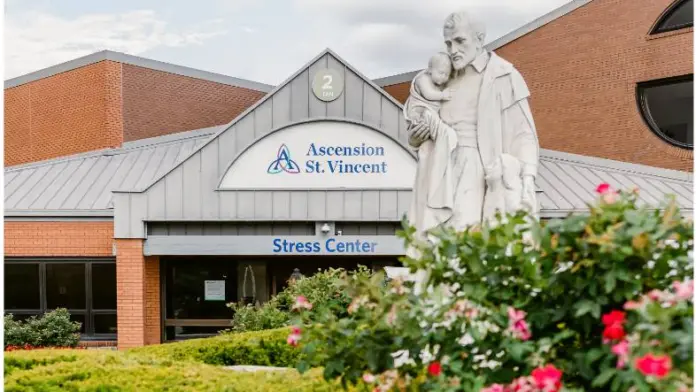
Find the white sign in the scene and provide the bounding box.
[204,280,226,301]
[219,121,416,190]
[312,69,343,102]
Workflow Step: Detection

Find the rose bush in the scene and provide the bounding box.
[289,184,693,391]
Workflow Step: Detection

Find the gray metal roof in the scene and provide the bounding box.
[4,126,221,217]
[5,126,692,218]
[4,50,274,92]
[373,0,594,87]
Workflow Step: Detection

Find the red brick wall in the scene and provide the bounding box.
[121,64,266,141]
[382,0,693,171]
[4,61,123,167]
[116,239,160,349]
[5,61,265,167]
[4,221,114,256]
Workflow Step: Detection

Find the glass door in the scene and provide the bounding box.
[163,257,237,341]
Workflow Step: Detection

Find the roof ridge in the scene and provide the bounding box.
[5,49,274,92]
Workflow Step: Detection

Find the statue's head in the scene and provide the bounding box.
[443,11,486,71]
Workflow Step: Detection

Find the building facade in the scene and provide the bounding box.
[4,0,693,349]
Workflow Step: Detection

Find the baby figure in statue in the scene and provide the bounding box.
[404,52,454,134]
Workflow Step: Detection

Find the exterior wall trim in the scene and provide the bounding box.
[4,209,114,218]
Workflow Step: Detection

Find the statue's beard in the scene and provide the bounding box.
[451,48,480,71]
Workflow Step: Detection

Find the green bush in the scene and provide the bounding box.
[131,327,303,367]
[228,266,373,333]
[4,309,81,349]
[228,302,290,333]
[4,349,343,391]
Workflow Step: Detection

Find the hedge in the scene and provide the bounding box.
[4,349,341,391]
[130,327,303,367]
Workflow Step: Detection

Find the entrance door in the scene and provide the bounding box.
[163,257,237,341]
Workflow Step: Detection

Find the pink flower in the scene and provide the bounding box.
[481,384,506,392]
[287,326,302,346]
[507,307,532,341]
[635,353,672,379]
[531,364,563,392]
[509,376,536,392]
[292,295,313,311]
[647,289,664,301]
[673,280,693,301]
[596,183,611,194]
[602,191,619,204]
[287,333,300,346]
[362,373,376,383]
[623,298,645,310]
[602,310,627,342]
[611,340,630,368]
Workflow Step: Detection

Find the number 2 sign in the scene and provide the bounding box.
[312,69,344,102]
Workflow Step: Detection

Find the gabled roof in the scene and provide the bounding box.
[373,0,594,87]
[4,50,273,92]
[113,48,410,196]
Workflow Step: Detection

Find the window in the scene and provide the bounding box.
[651,0,693,34]
[637,75,694,149]
[4,259,117,339]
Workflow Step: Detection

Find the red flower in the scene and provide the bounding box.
[427,361,442,377]
[602,323,626,341]
[531,364,563,392]
[635,354,672,379]
[602,310,626,326]
[596,183,611,194]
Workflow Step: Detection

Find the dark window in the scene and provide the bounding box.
[46,264,86,309]
[93,314,117,334]
[5,264,40,310]
[4,259,116,340]
[651,0,693,34]
[92,264,116,309]
[637,75,694,149]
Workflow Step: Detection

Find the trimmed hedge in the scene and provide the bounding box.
[4,349,340,391]
[131,327,303,367]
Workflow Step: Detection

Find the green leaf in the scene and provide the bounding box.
[592,368,617,387]
[604,271,616,293]
[574,299,600,318]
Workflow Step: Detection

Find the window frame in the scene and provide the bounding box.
[4,258,117,341]
[650,0,693,35]
[636,74,694,150]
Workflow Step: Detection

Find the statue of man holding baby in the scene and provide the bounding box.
[405,11,540,237]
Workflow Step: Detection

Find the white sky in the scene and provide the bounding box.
[4,0,573,85]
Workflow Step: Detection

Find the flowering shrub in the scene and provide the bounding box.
[227,267,372,333]
[289,185,693,391]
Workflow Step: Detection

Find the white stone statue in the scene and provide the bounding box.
[406,10,540,238]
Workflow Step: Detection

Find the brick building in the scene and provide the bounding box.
[4,0,693,348]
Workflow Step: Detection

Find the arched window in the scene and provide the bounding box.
[650,0,693,34]
[637,75,693,149]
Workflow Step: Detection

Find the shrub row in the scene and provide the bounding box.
[4,348,341,392]
[131,327,303,367]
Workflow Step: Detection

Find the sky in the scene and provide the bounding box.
[4,0,573,85]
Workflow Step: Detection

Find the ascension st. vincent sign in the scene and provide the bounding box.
[219,121,416,190]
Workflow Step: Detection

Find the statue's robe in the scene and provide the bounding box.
[407,51,540,237]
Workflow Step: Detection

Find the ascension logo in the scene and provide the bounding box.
[267,144,300,174]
